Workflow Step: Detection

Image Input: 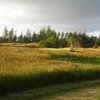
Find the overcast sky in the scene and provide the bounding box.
[0,0,100,36]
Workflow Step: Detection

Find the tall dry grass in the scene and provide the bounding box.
[0,44,100,94]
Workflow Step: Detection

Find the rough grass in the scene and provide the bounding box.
[0,44,100,94]
[50,54,100,65]
[0,80,100,100]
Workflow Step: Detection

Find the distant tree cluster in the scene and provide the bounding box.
[0,26,100,49]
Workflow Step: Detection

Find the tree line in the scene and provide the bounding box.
[0,26,100,49]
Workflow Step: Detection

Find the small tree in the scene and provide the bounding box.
[3,26,9,42]
[40,35,60,48]
[18,33,24,43]
[24,29,32,43]
[94,37,100,48]
[8,28,14,42]
[68,32,77,52]
[39,27,46,41]
[60,38,68,48]
[61,32,64,38]
[57,32,60,38]
[13,33,17,42]
[32,32,37,42]
[40,26,60,48]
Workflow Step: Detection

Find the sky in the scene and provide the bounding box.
[0,0,100,36]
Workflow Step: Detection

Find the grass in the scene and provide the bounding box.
[0,80,100,100]
[50,54,100,65]
[0,43,100,95]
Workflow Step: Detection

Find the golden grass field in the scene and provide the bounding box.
[0,44,100,75]
[0,43,100,97]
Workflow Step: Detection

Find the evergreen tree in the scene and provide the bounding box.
[13,32,17,42]
[40,26,60,48]
[3,26,9,42]
[68,32,77,51]
[61,32,64,38]
[9,28,14,42]
[57,32,60,38]
[65,32,68,38]
[80,33,94,48]
[25,29,32,43]
[60,38,68,48]
[18,33,24,43]
[95,37,100,47]
[39,27,46,41]
[46,26,56,38]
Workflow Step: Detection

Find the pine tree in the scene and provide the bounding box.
[9,28,14,42]
[3,26,9,42]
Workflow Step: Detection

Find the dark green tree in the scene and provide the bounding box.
[13,32,17,42]
[80,33,95,48]
[8,28,14,42]
[40,26,60,48]
[32,32,37,42]
[39,27,46,41]
[18,33,24,43]
[60,38,68,48]
[57,32,60,38]
[61,32,64,38]
[24,29,32,43]
[68,32,77,51]
[40,35,60,48]
[3,26,9,42]
[46,26,56,38]
[95,37,100,48]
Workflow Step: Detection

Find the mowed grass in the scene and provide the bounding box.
[0,43,100,94]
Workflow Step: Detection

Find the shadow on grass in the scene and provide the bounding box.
[0,80,100,100]
[25,80,100,100]
[0,68,100,95]
[50,54,100,65]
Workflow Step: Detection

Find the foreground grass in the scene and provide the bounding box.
[0,80,100,100]
[0,44,100,94]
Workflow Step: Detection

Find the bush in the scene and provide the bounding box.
[59,38,68,48]
[40,35,60,48]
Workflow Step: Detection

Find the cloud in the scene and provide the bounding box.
[0,0,100,36]
[87,31,100,37]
